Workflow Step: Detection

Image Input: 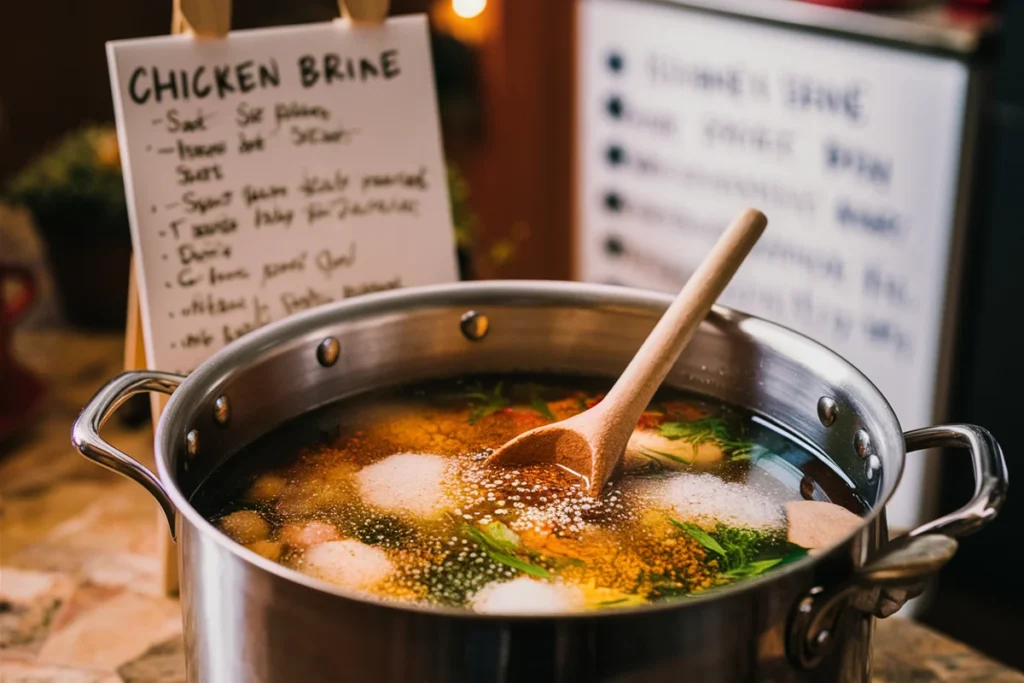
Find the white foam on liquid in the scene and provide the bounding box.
[470,576,586,615]
[300,539,393,589]
[629,472,785,531]
[356,452,451,519]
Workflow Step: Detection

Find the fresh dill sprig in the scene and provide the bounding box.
[464,381,509,424]
[657,417,760,461]
[671,521,809,585]
[527,383,556,420]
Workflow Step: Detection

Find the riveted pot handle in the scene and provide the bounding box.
[71,371,184,539]
[902,424,1008,539]
[788,424,1008,669]
[849,424,1008,598]
[850,424,1010,613]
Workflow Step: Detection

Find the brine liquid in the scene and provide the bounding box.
[194,375,867,613]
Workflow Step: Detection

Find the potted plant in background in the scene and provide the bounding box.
[448,162,479,280]
[4,125,131,330]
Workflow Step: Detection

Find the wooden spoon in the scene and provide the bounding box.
[485,207,768,496]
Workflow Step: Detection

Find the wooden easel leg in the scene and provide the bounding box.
[125,256,179,596]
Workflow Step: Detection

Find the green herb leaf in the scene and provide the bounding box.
[762,542,809,568]
[729,444,770,462]
[468,404,502,424]
[658,417,730,445]
[481,547,553,578]
[648,582,692,599]
[670,519,726,556]
[481,521,520,553]
[528,384,556,420]
[723,558,783,578]
[464,525,552,579]
[466,381,509,425]
[597,598,629,606]
[639,446,693,465]
[657,417,760,462]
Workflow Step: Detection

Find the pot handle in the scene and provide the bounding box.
[788,423,1008,669]
[902,424,1008,539]
[71,371,184,539]
[853,424,1007,614]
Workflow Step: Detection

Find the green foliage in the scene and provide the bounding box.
[527,383,556,420]
[641,571,693,600]
[637,446,693,466]
[657,417,763,462]
[446,162,478,250]
[5,124,127,239]
[463,380,509,424]
[464,522,552,579]
[480,521,520,553]
[658,417,731,444]
[673,520,809,587]
[670,519,726,556]
[460,380,558,424]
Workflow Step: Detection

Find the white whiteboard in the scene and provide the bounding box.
[576,0,971,531]
[108,16,458,375]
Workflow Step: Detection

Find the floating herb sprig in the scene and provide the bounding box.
[657,417,763,462]
[463,381,510,424]
[463,521,552,579]
[527,383,556,420]
[638,446,694,467]
[462,380,562,424]
[669,519,726,556]
[640,570,692,599]
[671,519,808,585]
[598,597,630,606]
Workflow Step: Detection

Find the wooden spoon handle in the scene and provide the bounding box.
[598,208,767,432]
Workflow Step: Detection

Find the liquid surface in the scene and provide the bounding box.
[196,375,867,614]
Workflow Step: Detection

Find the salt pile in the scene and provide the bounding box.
[300,539,393,589]
[470,577,586,614]
[356,453,450,519]
[631,473,784,531]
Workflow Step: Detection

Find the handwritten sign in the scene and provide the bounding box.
[576,0,971,531]
[107,16,458,374]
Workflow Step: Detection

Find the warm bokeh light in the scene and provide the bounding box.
[452,0,487,19]
[432,0,491,43]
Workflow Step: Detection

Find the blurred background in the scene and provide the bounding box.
[1,0,1021,671]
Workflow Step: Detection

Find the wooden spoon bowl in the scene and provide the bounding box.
[485,208,768,496]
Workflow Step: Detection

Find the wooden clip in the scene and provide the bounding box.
[174,0,231,37]
[128,0,230,599]
[125,259,179,595]
[140,0,381,600]
[340,0,390,24]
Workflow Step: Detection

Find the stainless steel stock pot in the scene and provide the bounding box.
[71,281,1008,683]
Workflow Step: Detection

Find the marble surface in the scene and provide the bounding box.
[2,329,1022,683]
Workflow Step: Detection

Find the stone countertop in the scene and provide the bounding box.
[2,329,1022,683]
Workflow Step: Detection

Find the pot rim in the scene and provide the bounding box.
[156,280,903,620]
